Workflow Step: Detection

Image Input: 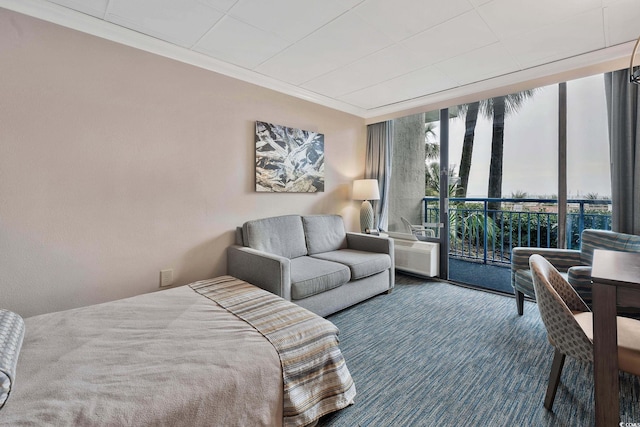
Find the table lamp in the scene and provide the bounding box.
[353,179,380,233]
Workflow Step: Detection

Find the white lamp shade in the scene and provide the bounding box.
[353,179,380,201]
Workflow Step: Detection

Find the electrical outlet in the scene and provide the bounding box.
[159,269,173,288]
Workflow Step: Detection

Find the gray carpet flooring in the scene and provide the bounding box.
[319,273,640,426]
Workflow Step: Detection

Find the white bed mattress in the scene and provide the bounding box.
[0,285,284,426]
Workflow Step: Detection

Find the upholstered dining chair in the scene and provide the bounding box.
[529,254,640,410]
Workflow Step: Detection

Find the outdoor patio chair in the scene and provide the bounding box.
[400,216,435,239]
[529,254,640,410]
[511,229,640,316]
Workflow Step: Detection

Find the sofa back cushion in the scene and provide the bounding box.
[580,229,640,265]
[302,215,348,255]
[242,215,307,259]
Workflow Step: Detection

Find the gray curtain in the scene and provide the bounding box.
[365,121,393,231]
[604,70,640,235]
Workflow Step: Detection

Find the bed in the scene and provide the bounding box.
[0,276,356,426]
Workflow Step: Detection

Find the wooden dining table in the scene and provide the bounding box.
[591,249,640,427]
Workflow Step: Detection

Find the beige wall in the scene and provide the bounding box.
[0,9,366,317]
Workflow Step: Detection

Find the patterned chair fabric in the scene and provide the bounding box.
[511,229,640,316]
[529,255,593,363]
[529,254,640,410]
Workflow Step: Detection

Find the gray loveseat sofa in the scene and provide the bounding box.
[227,214,394,317]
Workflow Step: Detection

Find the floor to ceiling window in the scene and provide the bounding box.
[389,71,612,293]
[566,74,612,248]
[444,84,559,291]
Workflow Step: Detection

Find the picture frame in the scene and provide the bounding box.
[255,121,324,192]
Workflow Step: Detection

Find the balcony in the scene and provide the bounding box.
[421,197,612,293]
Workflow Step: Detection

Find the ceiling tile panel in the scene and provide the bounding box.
[16,0,640,116]
[341,0,367,8]
[302,44,428,98]
[339,66,458,109]
[478,0,602,40]
[255,12,393,85]
[604,0,640,45]
[47,0,109,18]
[435,43,520,86]
[106,0,224,48]
[401,10,498,67]
[228,0,349,42]
[194,16,290,69]
[197,0,239,12]
[354,0,474,42]
[502,9,606,70]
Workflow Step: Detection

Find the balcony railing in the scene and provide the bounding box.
[423,197,612,265]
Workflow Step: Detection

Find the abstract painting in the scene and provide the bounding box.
[255,121,324,192]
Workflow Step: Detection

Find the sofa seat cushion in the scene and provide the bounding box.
[311,249,391,281]
[290,256,350,300]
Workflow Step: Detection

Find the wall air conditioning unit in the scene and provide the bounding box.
[388,232,439,277]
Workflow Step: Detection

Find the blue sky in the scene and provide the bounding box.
[444,74,611,199]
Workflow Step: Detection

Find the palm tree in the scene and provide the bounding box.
[424,120,443,196]
[456,101,480,197]
[456,92,535,205]
[424,121,439,161]
[425,162,440,196]
[482,90,535,211]
[425,163,459,196]
[450,206,498,249]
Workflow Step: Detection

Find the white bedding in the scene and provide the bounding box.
[0,286,284,426]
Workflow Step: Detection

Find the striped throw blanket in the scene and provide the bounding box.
[0,310,25,410]
[190,276,356,426]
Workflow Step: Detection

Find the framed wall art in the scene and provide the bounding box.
[255,121,324,192]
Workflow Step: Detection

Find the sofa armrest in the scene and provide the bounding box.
[346,232,393,254]
[511,247,583,273]
[226,245,292,300]
[345,233,395,290]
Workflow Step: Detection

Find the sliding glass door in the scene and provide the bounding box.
[445,86,559,292]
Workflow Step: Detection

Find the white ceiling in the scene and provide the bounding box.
[3,0,640,119]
